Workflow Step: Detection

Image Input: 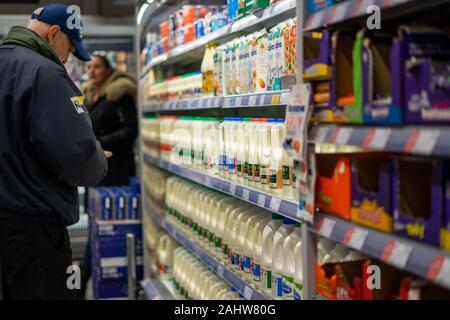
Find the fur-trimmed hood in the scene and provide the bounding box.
[82,71,137,106]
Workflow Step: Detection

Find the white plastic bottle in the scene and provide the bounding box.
[236,118,250,184]
[272,218,295,299]
[245,213,271,283]
[269,118,285,196]
[260,213,283,292]
[157,234,179,280]
[281,222,302,300]
[218,119,227,177]
[215,198,240,258]
[247,118,260,188]
[258,118,271,190]
[236,208,261,277]
[317,238,336,265]
[293,240,304,300]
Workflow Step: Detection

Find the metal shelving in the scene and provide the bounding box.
[304,0,450,31]
[140,0,296,78]
[140,278,176,300]
[143,152,450,291]
[162,219,270,300]
[309,124,450,158]
[142,90,290,113]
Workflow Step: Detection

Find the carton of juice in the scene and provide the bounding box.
[255,29,269,93]
[239,36,251,94]
[250,31,260,93]
[284,19,297,76]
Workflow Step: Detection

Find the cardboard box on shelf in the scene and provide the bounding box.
[393,157,444,246]
[392,27,450,124]
[316,154,351,220]
[441,165,450,250]
[351,157,393,233]
[355,29,402,125]
[304,30,332,81]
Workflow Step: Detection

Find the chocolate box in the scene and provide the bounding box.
[392,157,444,246]
[351,157,393,233]
[332,31,357,123]
[392,27,450,124]
[304,30,332,80]
[356,30,402,124]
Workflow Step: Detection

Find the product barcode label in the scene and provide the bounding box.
[269,197,282,212]
[381,240,413,269]
[257,194,266,207]
[316,217,336,238]
[343,227,368,251]
[243,286,253,300]
[242,189,250,201]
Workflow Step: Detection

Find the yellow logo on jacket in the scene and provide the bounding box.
[71,96,85,114]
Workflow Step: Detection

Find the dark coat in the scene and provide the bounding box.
[83,71,138,186]
[0,44,107,225]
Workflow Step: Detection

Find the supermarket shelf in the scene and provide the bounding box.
[311,212,450,290]
[142,96,223,113]
[309,124,450,158]
[140,277,176,300]
[161,219,270,300]
[304,0,450,31]
[143,153,450,290]
[143,153,299,222]
[140,0,296,78]
[142,90,290,113]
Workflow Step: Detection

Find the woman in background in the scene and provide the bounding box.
[79,55,138,299]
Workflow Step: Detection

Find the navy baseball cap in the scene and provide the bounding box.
[31,4,91,61]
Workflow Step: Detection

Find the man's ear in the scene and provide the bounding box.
[47,25,61,45]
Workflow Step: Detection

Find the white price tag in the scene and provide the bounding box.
[405,129,440,155]
[243,286,253,300]
[364,128,391,150]
[259,94,266,105]
[229,183,236,195]
[381,240,413,269]
[242,189,250,201]
[428,256,450,288]
[279,92,290,105]
[314,126,330,144]
[235,96,243,107]
[317,217,336,238]
[257,194,266,207]
[343,227,369,251]
[269,197,282,212]
[216,264,225,278]
[248,95,257,106]
[333,1,350,22]
[305,10,324,30]
[335,127,353,145]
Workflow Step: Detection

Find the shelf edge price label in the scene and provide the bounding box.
[381,240,413,269]
[269,197,282,212]
[427,256,450,288]
[404,129,440,155]
[248,95,257,106]
[271,94,281,105]
[243,286,253,300]
[259,94,266,105]
[216,264,225,278]
[242,189,250,201]
[342,227,369,251]
[363,128,391,150]
[316,217,336,238]
[257,194,266,207]
[235,96,243,107]
[229,183,236,196]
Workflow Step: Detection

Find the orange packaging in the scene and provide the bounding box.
[316,155,351,220]
[316,264,337,300]
[183,6,196,26]
[161,37,170,53]
[184,24,195,43]
[160,21,170,38]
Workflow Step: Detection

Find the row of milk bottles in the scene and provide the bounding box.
[173,247,242,300]
[153,116,298,201]
[165,176,304,300]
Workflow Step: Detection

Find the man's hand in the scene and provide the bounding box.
[104,151,113,158]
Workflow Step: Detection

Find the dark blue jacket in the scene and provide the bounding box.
[0,44,108,226]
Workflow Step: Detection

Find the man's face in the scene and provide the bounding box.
[46,25,75,64]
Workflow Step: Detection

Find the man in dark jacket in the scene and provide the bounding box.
[0,4,108,299]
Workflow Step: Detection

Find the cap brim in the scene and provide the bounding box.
[68,34,91,62]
